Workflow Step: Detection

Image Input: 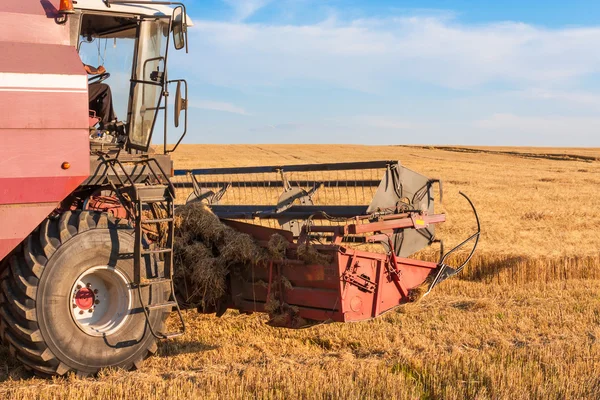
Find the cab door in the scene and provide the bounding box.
[127,18,169,152]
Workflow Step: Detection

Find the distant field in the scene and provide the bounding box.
[2,145,600,399]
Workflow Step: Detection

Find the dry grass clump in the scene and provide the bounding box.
[263,276,309,329]
[296,242,333,265]
[407,273,436,302]
[173,202,265,310]
[173,203,329,322]
[266,234,288,261]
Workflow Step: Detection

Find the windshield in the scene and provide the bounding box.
[128,19,170,149]
[78,15,137,122]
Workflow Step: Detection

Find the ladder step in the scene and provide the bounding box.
[157,331,185,339]
[141,217,174,224]
[141,248,172,255]
[141,198,170,203]
[122,184,173,202]
[139,277,172,286]
[133,184,172,202]
[146,301,177,311]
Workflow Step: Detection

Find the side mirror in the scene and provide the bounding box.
[172,6,186,51]
[174,81,187,128]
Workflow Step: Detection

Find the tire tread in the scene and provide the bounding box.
[0,211,162,377]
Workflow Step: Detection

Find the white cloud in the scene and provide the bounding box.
[221,0,272,22]
[181,16,600,91]
[190,99,251,115]
[168,12,600,146]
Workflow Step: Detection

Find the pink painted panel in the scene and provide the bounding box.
[0,177,86,205]
[0,238,24,261]
[0,0,59,16]
[0,203,58,261]
[0,203,57,239]
[0,43,84,75]
[0,129,89,179]
[0,1,90,261]
[0,91,88,129]
[0,13,70,46]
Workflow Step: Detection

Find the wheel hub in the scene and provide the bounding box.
[74,287,95,310]
[70,266,132,337]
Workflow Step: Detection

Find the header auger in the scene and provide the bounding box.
[0,0,478,378]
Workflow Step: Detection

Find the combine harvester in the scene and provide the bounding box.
[0,0,479,377]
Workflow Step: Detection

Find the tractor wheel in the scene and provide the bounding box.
[0,211,168,377]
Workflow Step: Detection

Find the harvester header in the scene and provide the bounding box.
[172,160,480,327]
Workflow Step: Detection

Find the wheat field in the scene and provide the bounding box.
[2,144,600,399]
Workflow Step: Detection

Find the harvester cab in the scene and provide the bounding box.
[68,0,190,154]
[0,0,480,379]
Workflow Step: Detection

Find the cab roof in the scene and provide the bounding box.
[74,0,194,26]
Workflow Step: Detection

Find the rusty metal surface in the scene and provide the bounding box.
[227,213,444,327]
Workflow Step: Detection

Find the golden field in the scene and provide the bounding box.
[2,144,600,399]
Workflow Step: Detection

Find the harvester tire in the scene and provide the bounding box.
[0,211,168,377]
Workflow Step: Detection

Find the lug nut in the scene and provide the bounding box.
[72,304,77,309]
[79,310,84,315]
[88,309,93,313]
[94,289,99,294]
[95,300,100,305]
[76,285,82,290]
[86,283,92,288]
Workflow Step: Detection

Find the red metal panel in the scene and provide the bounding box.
[241,285,341,311]
[348,214,446,234]
[231,246,439,326]
[0,203,59,260]
[0,43,84,75]
[336,248,435,322]
[0,177,86,204]
[0,91,88,129]
[0,204,57,240]
[245,264,339,290]
[0,129,88,178]
[270,263,340,290]
[222,219,294,242]
[0,13,69,46]
[236,300,345,323]
[0,239,23,260]
[288,305,343,323]
[0,1,90,260]
[0,1,69,46]
[0,1,56,15]
[337,251,378,321]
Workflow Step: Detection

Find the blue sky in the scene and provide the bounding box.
[166,0,600,146]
